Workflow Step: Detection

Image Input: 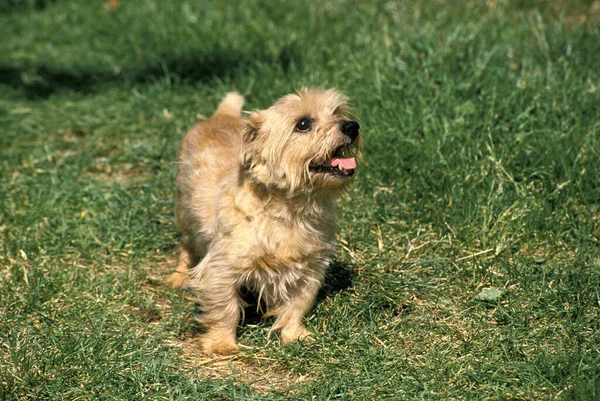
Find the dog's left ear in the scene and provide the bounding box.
[243,111,262,143]
[241,111,263,166]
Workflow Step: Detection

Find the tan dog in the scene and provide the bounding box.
[166,88,361,355]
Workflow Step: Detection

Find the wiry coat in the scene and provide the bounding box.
[167,89,360,355]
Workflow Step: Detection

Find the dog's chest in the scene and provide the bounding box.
[223,187,336,270]
[240,215,334,270]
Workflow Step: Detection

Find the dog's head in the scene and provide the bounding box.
[242,88,361,193]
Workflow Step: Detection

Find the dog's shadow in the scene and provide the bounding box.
[316,260,356,303]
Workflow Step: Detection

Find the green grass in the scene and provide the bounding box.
[1,0,599,399]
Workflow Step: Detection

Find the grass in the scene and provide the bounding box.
[1,0,599,399]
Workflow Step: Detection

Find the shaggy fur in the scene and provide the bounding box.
[166,88,361,355]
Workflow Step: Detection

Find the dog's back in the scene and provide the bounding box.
[175,93,246,267]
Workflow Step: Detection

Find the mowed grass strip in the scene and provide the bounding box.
[1,0,599,399]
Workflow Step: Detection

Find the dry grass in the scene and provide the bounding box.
[173,339,311,393]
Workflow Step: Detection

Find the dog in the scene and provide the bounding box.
[166,88,361,355]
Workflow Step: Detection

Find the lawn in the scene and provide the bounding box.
[1,0,599,399]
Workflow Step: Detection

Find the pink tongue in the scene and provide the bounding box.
[330,157,356,170]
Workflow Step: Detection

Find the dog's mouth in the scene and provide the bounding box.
[309,145,357,178]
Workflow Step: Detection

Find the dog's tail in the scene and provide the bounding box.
[214,92,245,117]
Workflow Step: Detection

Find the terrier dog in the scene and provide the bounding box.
[166,88,361,355]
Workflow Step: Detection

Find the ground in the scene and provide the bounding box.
[1,0,599,400]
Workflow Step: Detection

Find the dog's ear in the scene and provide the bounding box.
[241,111,263,166]
[243,111,262,143]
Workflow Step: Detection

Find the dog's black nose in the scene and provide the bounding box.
[341,121,360,139]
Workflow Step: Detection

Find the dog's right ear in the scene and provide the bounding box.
[243,111,262,143]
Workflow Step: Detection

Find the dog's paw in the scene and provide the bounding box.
[201,338,240,356]
[165,271,189,289]
[281,326,315,345]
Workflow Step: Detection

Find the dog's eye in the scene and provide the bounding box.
[295,118,312,132]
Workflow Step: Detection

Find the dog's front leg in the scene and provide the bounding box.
[190,252,242,355]
[269,270,324,344]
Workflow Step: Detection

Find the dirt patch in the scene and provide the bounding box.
[516,243,576,263]
[562,1,600,28]
[172,338,310,393]
[86,157,148,187]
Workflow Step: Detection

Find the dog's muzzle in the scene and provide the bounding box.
[309,120,360,179]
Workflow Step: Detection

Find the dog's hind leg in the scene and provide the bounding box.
[165,247,194,289]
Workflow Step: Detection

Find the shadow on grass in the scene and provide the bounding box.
[0,50,241,99]
[0,44,299,99]
[318,260,356,301]
[0,0,57,14]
